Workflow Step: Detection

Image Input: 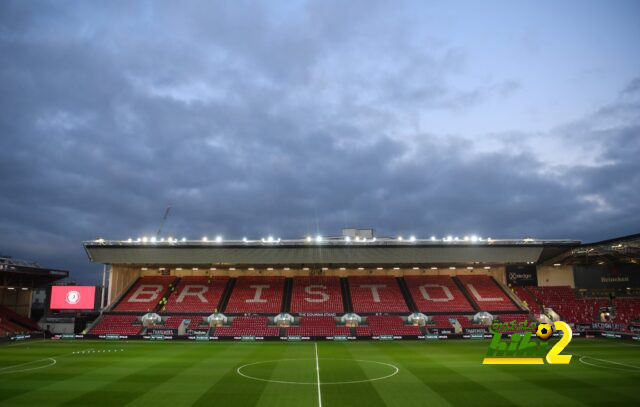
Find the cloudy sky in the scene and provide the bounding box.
[1,1,639,283]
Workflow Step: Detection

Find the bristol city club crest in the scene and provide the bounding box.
[65,290,81,305]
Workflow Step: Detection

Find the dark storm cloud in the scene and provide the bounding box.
[0,1,639,283]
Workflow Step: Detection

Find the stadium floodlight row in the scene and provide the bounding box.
[81,230,640,340]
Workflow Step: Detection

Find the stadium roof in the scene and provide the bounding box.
[543,233,640,266]
[0,256,69,288]
[83,236,581,267]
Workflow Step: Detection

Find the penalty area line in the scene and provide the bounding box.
[315,342,322,407]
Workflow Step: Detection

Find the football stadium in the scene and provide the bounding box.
[2,1,640,406]
[1,229,639,406]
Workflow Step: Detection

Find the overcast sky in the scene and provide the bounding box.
[1,1,639,284]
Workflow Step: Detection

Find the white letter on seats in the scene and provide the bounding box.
[419,284,453,302]
[304,285,329,303]
[177,285,208,303]
[466,284,502,302]
[360,284,386,303]
[129,284,162,302]
[246,285,269,303]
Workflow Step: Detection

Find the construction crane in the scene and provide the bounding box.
[156,206,172,239]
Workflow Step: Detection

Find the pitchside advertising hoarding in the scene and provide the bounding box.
[50,286,96,309]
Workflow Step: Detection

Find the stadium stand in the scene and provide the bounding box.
[458,275,519,311]
[164,276,228,313]
[0,318,25,336]
[113,276,177,312]
[0,305,41,333]
[356,315,422,336]
[89,315,142,335]
[162,315,208,330]
[451,315,488,330]
[612,298,640,327]
[214,316,279,337]
[511,286,542,314]
[405,276,474,312]
[224,276,284,313]
[290,276,343,313]
[286,316,350,337]
[528,286,607,325]
[427,315,456,330]
[349,276,409,313]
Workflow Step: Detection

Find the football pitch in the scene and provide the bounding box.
[0,338,638,406]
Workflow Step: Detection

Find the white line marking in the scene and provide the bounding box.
[0,358,56,374]
[578,355,640,372]
[315,343,322,407]
[236,358,400,385]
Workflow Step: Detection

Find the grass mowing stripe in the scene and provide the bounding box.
[349,342,451,407]
[0,345,121,404]
[391,341,516,406]
[120,342,239,407]
[57,344,200,407]
[319,342,388,407]
[401,341,583,407]
[252,343,318,407]
[190,343,289,407]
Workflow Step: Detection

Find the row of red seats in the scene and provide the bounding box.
[356,316,422,336]
[214,316,279,337]
[428,315,455,329]
[90,315,142,335]
[286,316,350,336]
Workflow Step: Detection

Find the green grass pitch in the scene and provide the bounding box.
[0,338,638,406]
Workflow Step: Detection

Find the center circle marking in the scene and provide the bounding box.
[237,358,399,385]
